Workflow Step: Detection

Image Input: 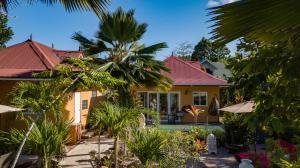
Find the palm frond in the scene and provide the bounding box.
[209,0,300,44]
[0,0,110,16]
[137,42,168,54]
[127,128,166,165]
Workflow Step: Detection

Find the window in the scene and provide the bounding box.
[82,100,88,110]
[91,90,97,97]
[192,92,207,106]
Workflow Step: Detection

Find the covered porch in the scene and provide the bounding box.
[136,91,220,124]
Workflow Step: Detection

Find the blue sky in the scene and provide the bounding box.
[7,0,236,60]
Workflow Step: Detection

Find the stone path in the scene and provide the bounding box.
[200,148,239,168]
[60,136,114,168]
[60,137,238,168]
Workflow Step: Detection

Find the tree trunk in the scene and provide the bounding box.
[98,128,101,159]
[114,136,119,168]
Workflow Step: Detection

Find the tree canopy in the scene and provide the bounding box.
[210,0,300,136]
[0,13,13,48]
[191,37,230,62]
[173,41,193,61]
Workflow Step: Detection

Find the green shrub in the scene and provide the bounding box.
[189,127,225,147]
[223,113,253,145]
[159,131,200,168]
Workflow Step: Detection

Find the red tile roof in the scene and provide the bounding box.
[186,60,207,72]
[0,40,83,78]
[162,56,228,86]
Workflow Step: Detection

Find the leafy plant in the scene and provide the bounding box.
[159,131,200,168]
[223,113,252,146]
[89,101,153,168]
[0,119,71,168]
[127,128,166,167]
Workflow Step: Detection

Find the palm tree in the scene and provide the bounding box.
[73,7,172,106]
[0,119,71,168]
[90,101,147,168]
[0,0,110,16]
[126,128,166,167]
[209,0,300,44]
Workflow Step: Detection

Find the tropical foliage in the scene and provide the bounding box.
[191,37,230,62]
[89,101,155,168]
[0,119,71,168]
[3,58,124,167]
[0,13,13,48]
[210,0,300,165]
[209,0,300,45]
[210,0,300,136]
[73,7,172,106]
[126,128,166,167]
[0,0,110,16]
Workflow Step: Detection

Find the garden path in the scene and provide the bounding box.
[200,148,239,168]
[60,136,114,168]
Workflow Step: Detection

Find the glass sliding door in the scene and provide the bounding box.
[137,92,147,108]
[170,93,179,115]
[137,92,180,123]
[159,93,168,121]
[149,93,158,111]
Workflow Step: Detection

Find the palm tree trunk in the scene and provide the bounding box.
[114,136,119,168]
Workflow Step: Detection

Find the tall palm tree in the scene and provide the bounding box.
[0,0,110,16]
[209,0,300,44]
[73,7,172,106]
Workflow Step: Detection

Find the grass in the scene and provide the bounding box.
[158,124,224,132]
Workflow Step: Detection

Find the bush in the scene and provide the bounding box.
[160,131,200,168]
[223,113,253,146]
[189,127,225,147]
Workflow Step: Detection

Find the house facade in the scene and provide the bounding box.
[0,40,99,144]
[133,56,229,124]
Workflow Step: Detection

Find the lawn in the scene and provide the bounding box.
[158,124,224,132]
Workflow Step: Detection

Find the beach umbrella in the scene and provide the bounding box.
[219,101,254,113]
[0,105,23,114]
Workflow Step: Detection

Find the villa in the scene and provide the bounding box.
[0,40,229,145]
[134,56,229,124]
[0,39,100,144]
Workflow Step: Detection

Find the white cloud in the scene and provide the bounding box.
[207,0,221,7]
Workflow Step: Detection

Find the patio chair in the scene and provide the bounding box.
[0,152,15,168]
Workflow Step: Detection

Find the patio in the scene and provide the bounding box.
[60,136,114,168]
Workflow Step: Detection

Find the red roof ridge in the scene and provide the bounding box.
[28,40,56,69]
[164,56,227,83]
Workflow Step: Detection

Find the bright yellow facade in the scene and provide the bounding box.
[0,80,102,144]
[133,85,221,123]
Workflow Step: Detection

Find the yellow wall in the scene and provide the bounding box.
[133,85,220,123]
[0,80,103,144]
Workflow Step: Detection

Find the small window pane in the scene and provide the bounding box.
[91,91,97,97]
[82,100,88,110]
[193,92,207,106]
